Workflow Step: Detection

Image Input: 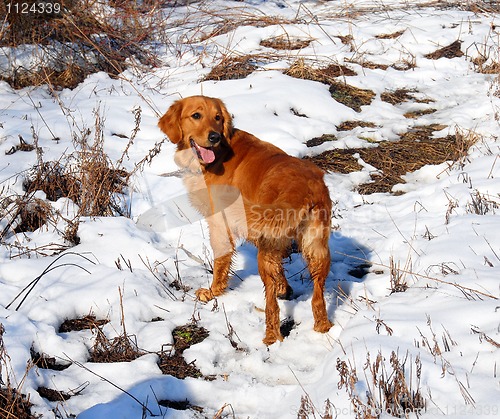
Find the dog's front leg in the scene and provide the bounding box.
[196,216,235,302]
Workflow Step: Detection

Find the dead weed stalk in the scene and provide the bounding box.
[90,288,144,363]
[337,350,425,418]
[0,324,36,419]
[335,251,497,301]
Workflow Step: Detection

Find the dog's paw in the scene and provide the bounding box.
[195,287,214,302]
[262,331,284,346]
[314,319,333,333]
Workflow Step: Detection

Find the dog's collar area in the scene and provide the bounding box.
[190,139,216,164]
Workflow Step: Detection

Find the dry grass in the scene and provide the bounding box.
[1,106,136,255]
[0,387,34,419]
[58,314,109,333]
[1,0,165,89]
[199,13,294,41]
[89,290,144,363]
[285,58,357,84]
[337,350,425,418]
[0,324,36,419]
[90,327,143,363]
[260,36,312,50]
[329,81,376,112]
[380,89,418,106]
[305,149,363,174]
[203,55,259,81]
[307,125,478,194]
[305,134,338,148]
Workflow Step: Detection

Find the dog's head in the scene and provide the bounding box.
[158,96,233,169]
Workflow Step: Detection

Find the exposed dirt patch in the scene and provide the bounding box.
[158,398,204,413]
[306,134,338,148]
[280,318,297,338]
[59,315,109,333]
[158,323,212,380]
[376,30,406,39]
[171,324,210,352]
[31,348,71,371]
[337,121,377,131]
[37,386,72,402]
[425,40,463,59]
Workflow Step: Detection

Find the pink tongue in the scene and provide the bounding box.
[199,146,215,164]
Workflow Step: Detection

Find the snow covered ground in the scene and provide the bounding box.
[0,0,499,417]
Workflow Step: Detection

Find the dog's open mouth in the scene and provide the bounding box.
[190,139,216,164]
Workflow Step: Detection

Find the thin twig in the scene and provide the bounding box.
[6,252,96,311]
[65,355,155,416]
[335,251,498,300]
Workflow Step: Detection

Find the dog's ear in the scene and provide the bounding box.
[158,100,183,144]
[215,98,234,142]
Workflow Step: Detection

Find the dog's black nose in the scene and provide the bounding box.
[208,131,221,145]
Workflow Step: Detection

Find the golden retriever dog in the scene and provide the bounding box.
[158,95,333,345]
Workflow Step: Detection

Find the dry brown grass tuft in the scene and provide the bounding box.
[337,350,425,418]
[199,14,293,41]
[0,324,36,419]
[1,107,136,257]
[203,55,260,81]
[90,327,143,363]
[23,161,79,202]
[381,89,417,106]
[356,132,462,194]
[0,387,34,419]
[305,149,362,174]
[307,125,479,194]
[260,36,312,50]
[1,0,164,89]
[285,58,357,84]
[329,81,376,112]
[90,291,144,363]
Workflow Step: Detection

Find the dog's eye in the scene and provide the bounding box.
[192,113,201,120]
[215,114,221,121]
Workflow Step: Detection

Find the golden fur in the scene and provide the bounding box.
[159,95,333,345]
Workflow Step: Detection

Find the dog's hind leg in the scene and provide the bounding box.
[300,214,333,333]
[257,247,286,345]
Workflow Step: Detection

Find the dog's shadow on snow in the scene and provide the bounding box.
[230,232,372,333]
